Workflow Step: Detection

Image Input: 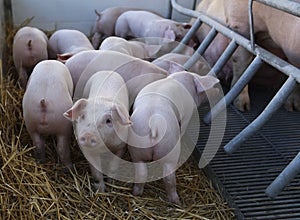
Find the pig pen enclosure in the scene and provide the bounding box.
[1,0,300,219]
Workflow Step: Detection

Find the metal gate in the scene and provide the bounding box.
[170,0,300,218]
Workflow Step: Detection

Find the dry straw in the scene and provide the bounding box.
[0,22,236,220]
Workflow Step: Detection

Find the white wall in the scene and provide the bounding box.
[11,0,197,35]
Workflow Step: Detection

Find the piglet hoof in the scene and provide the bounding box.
[285,93,300,112]
[35,157,46,164]
[106,177,114,184]
[132,183,144,196]
[93,181,106,193]
[18,75,28,89]
[284,101,294,112]
[168,193,181,206]
[294,103,300,112]
[233,95,251,112]
[62,163,74,173]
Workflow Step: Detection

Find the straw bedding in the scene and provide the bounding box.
[0,22,236,219]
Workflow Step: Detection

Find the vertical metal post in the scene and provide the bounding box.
[248,0,255,50]
[266,152,300,198]
[167,0,173,19]
[203,56,264,124]
[192,0,197,10]
[224,75,297,154]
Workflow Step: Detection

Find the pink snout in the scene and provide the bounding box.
[78,132,98,147]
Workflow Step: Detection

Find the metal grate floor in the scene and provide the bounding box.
[195,86,300,219]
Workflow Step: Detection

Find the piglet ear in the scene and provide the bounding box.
[144,44,161,58]
[57,53,73,63]
[63,99,88,121]
[112,104,132,126]
[164,26,176,41]
[168,62,185,75]
[94,9,102,18]
[182,23,192,29]
[193,75,220,93]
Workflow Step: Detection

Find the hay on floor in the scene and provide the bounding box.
[0,23,236,220]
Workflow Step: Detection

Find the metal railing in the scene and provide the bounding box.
[170,0,300,198]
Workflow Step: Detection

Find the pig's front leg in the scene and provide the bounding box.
[89,163,105,192]
[31,133,46,164]
[285,85,300,111]
[56,134,73,171]
[132,162,147,196]
[106,146,126,183]
[231,47,253,112]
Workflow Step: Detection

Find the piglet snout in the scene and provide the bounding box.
[79,133,98,147]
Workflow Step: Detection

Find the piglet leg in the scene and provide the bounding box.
[56,135,73,170]
[89,163,105,192]
[133,162,147,196]
[163,163,180,205]
[32,133,46,164]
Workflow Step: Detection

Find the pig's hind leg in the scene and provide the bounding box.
[132,162,148,196]
[163,163,180,205]
[18,67,29,88]
[56,134,73,170]
[31,132,46,164]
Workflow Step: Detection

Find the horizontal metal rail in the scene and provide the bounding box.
[255,0,300,17]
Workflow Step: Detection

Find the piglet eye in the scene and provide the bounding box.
[106,118,113,127]
[102,114,113,127]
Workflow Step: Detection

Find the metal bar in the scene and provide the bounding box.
[203,56,264,124]
[266,152,300,198]
[208,40,238,77]
[224,76,297,154]
[171,16,202,54]
[183,27,217,70]
[167,0,173,19]
[255,0,300,18]
[254,47,300,82]
[192,0,197,10]
[248,0,255,50]
[194,27,217,56]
